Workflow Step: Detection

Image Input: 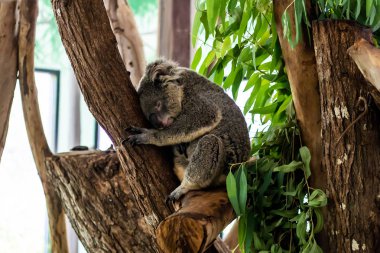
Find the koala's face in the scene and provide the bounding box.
[138,71,183,129]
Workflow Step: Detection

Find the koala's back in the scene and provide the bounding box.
[180,69,251,165]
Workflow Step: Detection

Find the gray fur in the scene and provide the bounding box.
[126,59,251,201]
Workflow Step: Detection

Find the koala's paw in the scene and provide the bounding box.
[124,126,147,134]
[123,133,148,146]
[122,126,151,146]
[166,186,187,204]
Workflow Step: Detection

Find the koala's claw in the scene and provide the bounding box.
[126,135,142,146]
[124,126,144,134]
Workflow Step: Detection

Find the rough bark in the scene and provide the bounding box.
[104,0,146,88]
[156,189,234,252]
[273,0,323,189]
[50,0,232,252]
[45,150,159,253]
[313,20,380,253]
[18,1,69,252]
[158,0,191,67]
[348,38,380,107]
[0,1,17,163]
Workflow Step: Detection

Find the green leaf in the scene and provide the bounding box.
[271,208,298,218]
[244,72,260,91]
[206,0,220,32]
[199,50,215,76]
[253,232,266,250]
[244,78,261,114]
[313,208,324,233]
[191,11,202,47]
[232,67,244,100]
[238,215,247,250]
[367,0,374,17]
[296,212,307,244]
[226,171,241,214]
[221,36,231,57]
[223,67,237,89]
[273,161,303,173]
[251,102,280,115]
[245,212,255,253]
[213,64,224,85]
[191,47,202,70]
[270,38,282,73]
[238,167,247,212]
[355,0,362,19]
[308,189,328,207]
[294,0,303,44]
[299,146,311,178]
[200,11,210,41]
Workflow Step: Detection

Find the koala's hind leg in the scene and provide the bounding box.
[168,134,226,201]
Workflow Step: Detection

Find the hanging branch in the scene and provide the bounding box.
[103,0,146,88]
[0,1,17,162]
[348,38,380,107]
[18,1,68,252]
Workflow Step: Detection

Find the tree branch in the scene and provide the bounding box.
[50,0,234,252]
[103,0,146,88]
[348,38,380,107]
[0,1,17,162]
[18,1,68,252]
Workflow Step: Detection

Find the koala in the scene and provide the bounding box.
[125,59,250,201]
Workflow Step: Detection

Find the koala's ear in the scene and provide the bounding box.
[146,59,183,86]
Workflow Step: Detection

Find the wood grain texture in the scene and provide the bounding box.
[157,188,234,253]
[313,20,380,253]
[348,38,380,108]
[273,0,325,199]
[18,1,68,252]
[0,2,17,162]
[46,150,159,253]
[104,0,146,88]
[50,0,232,252]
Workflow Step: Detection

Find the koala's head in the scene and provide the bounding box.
[137,59,184,129]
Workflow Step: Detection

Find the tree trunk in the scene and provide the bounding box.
[18,1,69,252]
[49,0,233,252]
[313,20,380,253]
[45,150,160,253]
[273,0,322,188]
[158,0,191,67]
[0,1,17,162]
[104,0,146,88]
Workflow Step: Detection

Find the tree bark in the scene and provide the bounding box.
[18,1,69,252]
[0,1,17,163]
[273,0,323,189]
[313,20,380,253]
[50,0,232,252]
[156,189,234,252]
[45,150,160,253]
[104,0,146,88]
[158,0,191,67]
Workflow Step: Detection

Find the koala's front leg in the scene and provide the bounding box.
[123,126,157,146]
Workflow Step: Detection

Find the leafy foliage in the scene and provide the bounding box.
[282,0,380,47]
[191,0,327,252]
[227,119,327,253]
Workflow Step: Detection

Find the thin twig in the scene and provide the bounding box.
[335,96,368,145]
